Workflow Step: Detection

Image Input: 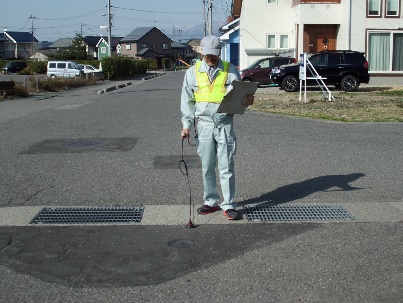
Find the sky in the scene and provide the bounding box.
[1,0,231,42]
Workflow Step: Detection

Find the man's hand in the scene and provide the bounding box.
[181,128,190,139]
[243,95,255,106]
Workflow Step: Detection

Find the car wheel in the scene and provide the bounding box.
[340,75,358,92]
[281,75,299,92]
[242,78,252,82]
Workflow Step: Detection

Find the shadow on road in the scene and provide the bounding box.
[238,173,365,207]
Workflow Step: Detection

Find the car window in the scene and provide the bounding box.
[275,58,290,66]
[259,59,273,68]
[49,63,56,68]
[328,53,341,65]
[310,54,326,65]
[57,63,66,69]
[87,66,95,70]
[344,53,365,65]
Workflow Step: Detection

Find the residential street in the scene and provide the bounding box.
[0,71,402,303]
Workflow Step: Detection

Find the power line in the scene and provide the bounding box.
[36,8,104,21]
[114,6,202,15]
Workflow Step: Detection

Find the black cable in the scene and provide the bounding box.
[179,137,196,228]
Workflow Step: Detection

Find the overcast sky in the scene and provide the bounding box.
[1,0,231,42]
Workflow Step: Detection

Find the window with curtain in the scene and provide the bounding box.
[280,35,289,49]
[267,34,276,49]
[368,33,390,71]
[368,32,403,72]
[386,0,400,16]
[368,0,381,16]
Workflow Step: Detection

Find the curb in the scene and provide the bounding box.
[97,72,166,94]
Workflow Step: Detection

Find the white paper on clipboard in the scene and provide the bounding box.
[216,80,258,115]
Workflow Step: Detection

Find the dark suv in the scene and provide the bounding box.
[240,56,296,86]
[270,51,370,92]
[2,61,28,74]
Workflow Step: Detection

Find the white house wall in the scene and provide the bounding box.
[296,3,343,24]
[240,0,295,69]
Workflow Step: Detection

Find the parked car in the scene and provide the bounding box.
[78,64,104,80]
[47,61,83,78]
[240,56,297,86]
[2,61,28,74]
[270,50,370,92]
[78,64,102,73]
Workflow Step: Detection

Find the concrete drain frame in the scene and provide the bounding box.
[243,203,356,223]
[30,206,144,224]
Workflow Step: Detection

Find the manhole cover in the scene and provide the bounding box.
[21,137,138,154]
[30,206,144,224]
[167,239,196,248]
[153,155,201,169]
[243,204,355,222]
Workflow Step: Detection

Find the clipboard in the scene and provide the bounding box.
[217,80,258,115]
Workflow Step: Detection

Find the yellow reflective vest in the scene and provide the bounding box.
[194,61,230,103]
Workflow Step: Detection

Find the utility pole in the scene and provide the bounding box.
[203,0,207,37]
[209,0,213,36]
[107,0,112,57]
[28,15,36,36]
[28,15,37,56]
[80,23,86,36]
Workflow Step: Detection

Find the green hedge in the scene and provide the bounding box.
[101,57,148,80]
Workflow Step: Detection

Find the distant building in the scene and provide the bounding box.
[96,36,123,60]
[48,38,73,50]
[37,41,53,50]
[120,27,173,66]
[0,30,38,59]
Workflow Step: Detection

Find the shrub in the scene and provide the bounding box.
[101,57,148,80]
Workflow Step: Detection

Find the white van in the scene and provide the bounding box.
[47,61,83,78]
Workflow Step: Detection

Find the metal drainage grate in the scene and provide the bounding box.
[243,204,355,222]
[30,206,144,224]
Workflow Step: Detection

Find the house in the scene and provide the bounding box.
[83,36,107,59]
[120,27,173,65]
[187,39,202,57]
[96,37,123,60]
[48,38,73,50]
[231,0,403,83]
[29,51,49,61]
[171,41,196,65]
[219,18,240,67]
[0,36,6,59]
[0,31,38,59]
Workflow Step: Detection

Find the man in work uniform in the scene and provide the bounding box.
[180,35,254,220]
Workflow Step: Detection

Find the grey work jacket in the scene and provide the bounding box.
[181,59,241,130]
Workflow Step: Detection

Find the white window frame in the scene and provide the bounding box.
[162,43,168,50]
[267,34,276,49]
[140,43,147,48]
[101,47,106,54]
[368,0,381,17]
[125,44,131,50]
[280,34,289,49]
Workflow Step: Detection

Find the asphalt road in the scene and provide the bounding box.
[0,71,402,302]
